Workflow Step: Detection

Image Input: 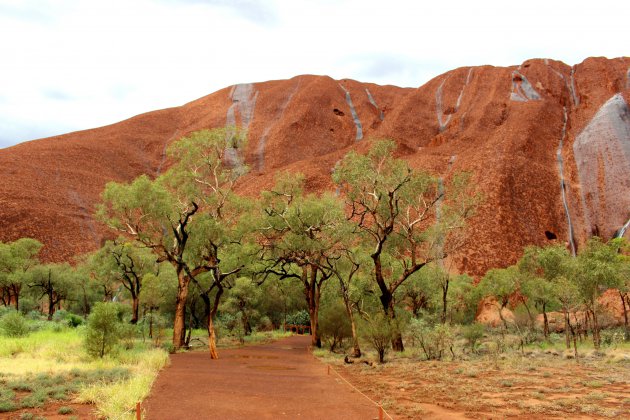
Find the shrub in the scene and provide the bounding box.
[0,401,16,412]
[0,310,30,337]
[286,310,310,326]
[256,316,273,332]
[25,310,43,320]
[67,313,84,328]
[462,323,485,353]
[408,318,456,360]
[84,303,123,358]
[319,302,351,352]
[58,406,74,414]
[359,313,394,363]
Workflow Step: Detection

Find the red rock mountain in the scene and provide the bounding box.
[1,57,629,275]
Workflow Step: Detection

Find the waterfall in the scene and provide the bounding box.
[225,83,258,169]
[557,107,577,256]
[339,84,363,140]
[614,218,630,239]
[365,88,384,121]
[510,70,541,102]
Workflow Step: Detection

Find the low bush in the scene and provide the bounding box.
[408,318,456,360]
[462,323,485,353]
[286,310,310,326]
[0,311,30,337]
[359,313,394,363]
[319,302,351,352]
[84,303,123,358]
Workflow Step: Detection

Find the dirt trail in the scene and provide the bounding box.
[144,336,377,419]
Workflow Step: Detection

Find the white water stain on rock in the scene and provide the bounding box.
[436,68,473,132]
[557,107,576,255]
[365,88,384,121]
[510,71,541,102]
[573,93,630,237]
[339,84,363,140]
[615,218,630,238]
[226,83,258,169]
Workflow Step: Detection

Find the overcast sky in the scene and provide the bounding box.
[0,0,628,148]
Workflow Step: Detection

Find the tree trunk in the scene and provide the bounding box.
[441,281,449,324]
[542,302,549,339]
[130,292,139,325]
[498,302,509,331]
[522,301,535,331]
[591,307,601,349]
[207,310,219,359]
[149,308,154,339]
[47,290,54,321]
[343,300,361,357]
[172,270,190,350]
[241,310,252,336]
[567,315,579,360]
[308,295,321,348]
[11,285,20,311]
[207,285,223,359]
[304,266,321,348]
[564,310,571,349]
[388,299,404,352]
[620,291,629,341]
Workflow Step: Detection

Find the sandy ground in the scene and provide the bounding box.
[144,336,378,419]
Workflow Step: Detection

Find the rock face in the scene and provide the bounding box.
[1,57,629,275]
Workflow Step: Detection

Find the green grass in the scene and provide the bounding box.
[0,323,169,419]
[58,406,74,414]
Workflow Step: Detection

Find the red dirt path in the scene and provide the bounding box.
[144,336,378,419]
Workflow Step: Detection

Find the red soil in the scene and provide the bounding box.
[143,335,378,419]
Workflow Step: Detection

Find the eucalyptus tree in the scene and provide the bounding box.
[220,277,262,336]
[518,245,570,338]
[618,250,630,340]
[321,248,366,357]
[141,267,177,339]
[333,140,477,351]
[85,246,121,302]
[97,128,250,355]
[0,238,42,310]
[258,172,347,348]
[28,263,77,320]
[554,273,581,351]
[476,266,520,330]
[574,237,625,348]
[89,240,159,324]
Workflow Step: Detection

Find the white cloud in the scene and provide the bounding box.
[0,0,628,148]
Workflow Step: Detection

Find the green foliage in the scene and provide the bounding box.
[96,128,253,351]
[0,310,29,337]
[84,303,123,358]
[286,310,310,326]
[0,238,43,310]
[220,277,262,335]
[462,323,485,353]
[58,406,74,414]
[574,237,624,305]
[319,300,352,351]
[408,318,456,360]
[0,401,16,412]
[359,313,395,363]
